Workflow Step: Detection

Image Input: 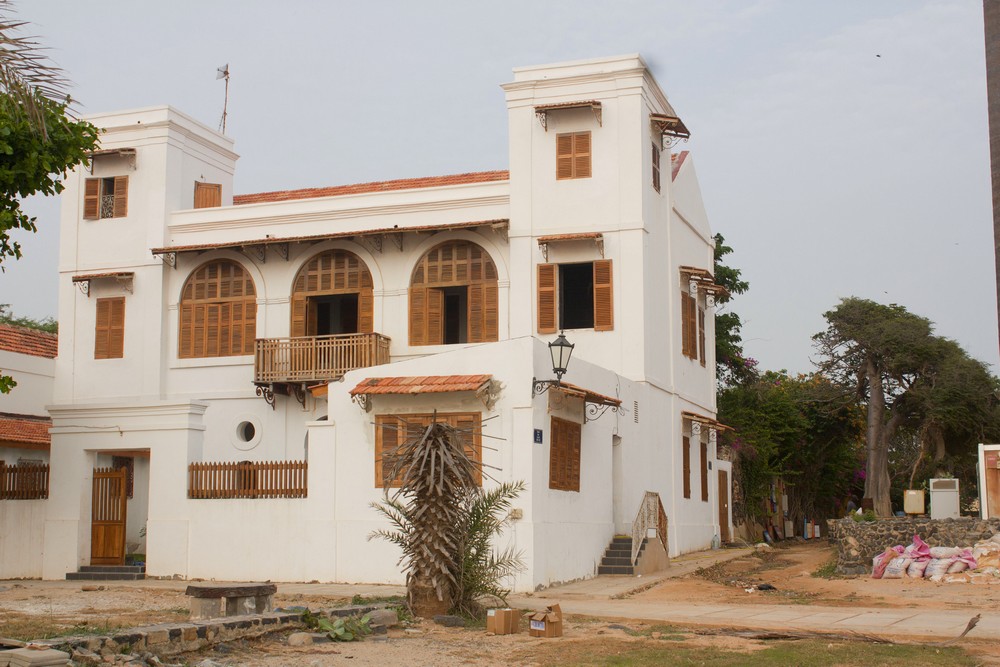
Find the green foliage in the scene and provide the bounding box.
[315,614,372,642]
[718,372,864,527]
[712,233,755,387]
[0,304,56,333]
[851,510,876,523]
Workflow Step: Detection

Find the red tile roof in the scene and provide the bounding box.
[671,151,689,181]
[557,382,622,407]
[537,232,603,243]
[234,171,510,205]
[0,414,51,447]
[350,374,493,396]
[0,324,57,358]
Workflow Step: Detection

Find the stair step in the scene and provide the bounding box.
[611,537,633,544]
[66,571,145,581]
[600,556,633,567]
[79,565,145,573]
[597,564,635,576]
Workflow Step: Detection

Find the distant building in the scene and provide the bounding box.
[3,55,729,588]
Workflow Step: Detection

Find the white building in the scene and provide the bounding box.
[11,55,729,589]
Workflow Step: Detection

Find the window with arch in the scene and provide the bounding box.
[178,260,257,358]
[409,240,498,345]
[290,249,374,337]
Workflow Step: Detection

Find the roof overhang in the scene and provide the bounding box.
[680,266,730,300]
[349,374,500,411]
[650,113,690,150]
[0,414,51,451]
[537,232,604,261]
[71,271,134,297]
[534,100,602,131]
[549,381,623,422]
[150,219,510,267]
[681,411,733,433]
[88,147,137,172]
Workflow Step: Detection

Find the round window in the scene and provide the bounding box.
[231,415,262,451]
[238,421,256,442]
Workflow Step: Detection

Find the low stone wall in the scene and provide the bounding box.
[827,517,1000,575]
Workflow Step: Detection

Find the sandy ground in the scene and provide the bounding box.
[3,541,999,665]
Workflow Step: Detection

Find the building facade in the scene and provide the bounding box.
[16,55,729,589]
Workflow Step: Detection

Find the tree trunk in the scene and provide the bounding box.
[863,357,893,517]
[409,576,451,619]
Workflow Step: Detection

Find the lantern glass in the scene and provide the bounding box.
[549,333,574,380]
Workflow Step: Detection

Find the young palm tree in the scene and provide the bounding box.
[369,416,524,618]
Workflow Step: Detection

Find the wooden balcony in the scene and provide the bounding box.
[254,333,391,385]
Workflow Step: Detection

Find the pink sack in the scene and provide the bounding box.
[905,535,931,561]
[907,559,930,578]
[872,547,904,579]
[950,549,977,573]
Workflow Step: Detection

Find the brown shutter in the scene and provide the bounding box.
[683,435,691,499]
[113,176,128,218]
[358,288,374,334]
[408,287,426,346]
[468,284,484,343]
[701,439,709,502]
[556,134,574,180]
[375,415,400,488]
[305,299,318,337]
[453,413,483,486]
[652,143,661,192]
[194,182,222,209]
[426,288,444,345]
[681,291,697,359]
[574,132,592,178]
[593,259,613,331]
[290,297,308,338]
[698,307,706,367]
[83,178,100,219]
[537,263,557,334]
[549,417,581,492]
[95,297,125,359]
[483,280,498,342]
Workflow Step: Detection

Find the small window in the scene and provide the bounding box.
[549,416,582,492]
[556,132,592,180]
[652,143,661,193]
[194,182,222,209]
[682,435,691,499]
[700,439,709,502]
[95,297,125,359]
[537,260,613,333]
[84,176,128,219]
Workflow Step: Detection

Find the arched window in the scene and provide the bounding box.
[409,240,498,345]
[178,260,257,358]
[290,249,374,337]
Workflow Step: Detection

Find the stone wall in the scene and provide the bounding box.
[827,517,1000,574]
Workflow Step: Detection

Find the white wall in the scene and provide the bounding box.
[0,499,46,578]
[0,346,55,417]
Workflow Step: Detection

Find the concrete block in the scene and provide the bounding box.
[190,597,223,620]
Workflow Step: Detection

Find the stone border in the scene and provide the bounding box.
[26,605,379,658]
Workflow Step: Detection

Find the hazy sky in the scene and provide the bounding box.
[5,0,996,376]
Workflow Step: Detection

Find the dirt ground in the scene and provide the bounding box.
[2,541,999,666]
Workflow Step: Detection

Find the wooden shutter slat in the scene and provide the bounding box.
[681,291,697,359]
[359,288,374,334]
[574,132,592,179]
[698,307,706,367]
[409,287,427,346]
[94,298,111,359]
[468,284,484,343]
[426,288,444,345]
[652,143,661,192]
[113,176,128,218]
[109,297,125,358]
[701,440,709,502]
[83,178,100,219]
[537,264,557,334]
[683,435,692,499]
[483,281,498,342]
[593,259,613,331]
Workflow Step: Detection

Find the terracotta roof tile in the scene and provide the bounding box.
[557,382,622,407]
[349,374,492,396]
[537,232,603,243]
[0,324,57,358]
[0,414,51,446]
[234,171,509,205]
[671,151,689,181]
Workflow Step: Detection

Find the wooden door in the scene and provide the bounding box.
[718,469,731,543]
[91,466,128,565]
[987,452,1000,519]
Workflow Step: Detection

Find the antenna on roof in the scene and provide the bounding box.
[216,64,230,134]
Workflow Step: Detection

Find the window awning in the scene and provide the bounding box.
[534,100,602,131]
[682,411,733,432]
[680,266,729,299]
[650,113,690,149]
[556,381,622,408]
[88,147,137,172]
[150,219,510,267]
[537,232,604,260]
[71,271,134,297]
[349,374,500,411]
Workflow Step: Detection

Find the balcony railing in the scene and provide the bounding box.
[254,333,391,384]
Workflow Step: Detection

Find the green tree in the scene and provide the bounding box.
[713,233,754,387]
[0,304,56,333]
[813,298,1000,516]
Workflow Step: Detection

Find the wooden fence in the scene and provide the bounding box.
[188,460,307,499]
[0,461,50,500]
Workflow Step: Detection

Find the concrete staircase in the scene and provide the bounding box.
[66,565,145,581]
[597,535,647,575]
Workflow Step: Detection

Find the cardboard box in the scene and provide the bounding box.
[528,603,563,638]
[486,608,521,635]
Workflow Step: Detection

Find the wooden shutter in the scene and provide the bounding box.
[574,132,592,178]
[290,297,307,338]
[537,263,557,334]
[426,288,444,345]
[95,297,125,359]
[408,287,426,346]
[683,435,691,499]
[593,259,614,331]
[549,416,581,492]
[376,413,481,488]
[701,439,709,502]
[698,307,706,367]
[681,291,697,359]
[556,134,574,180]
[483,281,498,342]
[359,288,374,333]
[468,284,484,343]
[194,182,222,209]
[652,143,661,192]
[83,178,100,219]
[453,413,483,486]
[112,176,128,218]
[375,415,400,488]
[178,260,256,358]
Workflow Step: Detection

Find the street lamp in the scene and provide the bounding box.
[532,332,575,397]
